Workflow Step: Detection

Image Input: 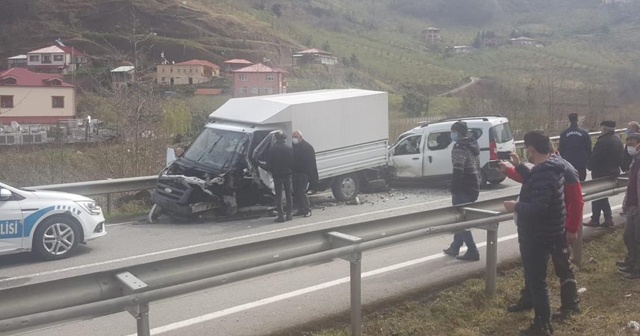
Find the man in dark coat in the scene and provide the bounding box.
[585,120,624,228]
[443,121,482,261]
[292,130,318,217]
[558,113,591,182]
[267,131,293,223]
[618,133,640,280]
[504,130,566,336]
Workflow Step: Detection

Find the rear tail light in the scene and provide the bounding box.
[489,141,498,160]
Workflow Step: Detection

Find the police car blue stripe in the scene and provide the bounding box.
[23,206,56,237]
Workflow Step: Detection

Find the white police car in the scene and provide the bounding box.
[0,182,106,260]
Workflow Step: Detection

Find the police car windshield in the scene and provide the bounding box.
[182,128,248,169]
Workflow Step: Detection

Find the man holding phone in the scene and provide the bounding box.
[443,121,482,261]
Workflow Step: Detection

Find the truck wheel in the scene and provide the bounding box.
[148,204,163,223]
[33,216,80,261]
[489,177,506,185]
[332,174,360,202]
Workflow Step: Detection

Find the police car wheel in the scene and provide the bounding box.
[33,216,80,261]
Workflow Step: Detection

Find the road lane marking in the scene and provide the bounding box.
[1,197,458,284]
[134,205,622,335]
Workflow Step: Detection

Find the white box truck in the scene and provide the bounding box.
[149,89,389,220]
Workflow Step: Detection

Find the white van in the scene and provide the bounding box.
[389,116,515,185]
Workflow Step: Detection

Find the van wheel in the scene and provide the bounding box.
[480,171,488,187]
[332,174,360,202]
[33,216,80,261]
[489,177,506,185]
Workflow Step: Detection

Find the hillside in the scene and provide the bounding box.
[1,0,640,119]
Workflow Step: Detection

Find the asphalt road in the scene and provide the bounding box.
[1,179,627,336]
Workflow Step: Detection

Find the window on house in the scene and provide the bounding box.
[239,74,248,81]
[54,55,64,62]
[266,74,274,81]
[162,68,165,73]
[48,79,62,86]
[52,96,65,108]
[251,87,259,94]
[161,77,166,82]
[170,68,173,73]
[1,96,14,108]
[190,68,193,73]
[42,55,52,64]
[29,55,40,62]
[266,87,273,94]
[1,77,17,85]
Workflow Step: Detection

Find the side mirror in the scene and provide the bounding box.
[0,188,12,201]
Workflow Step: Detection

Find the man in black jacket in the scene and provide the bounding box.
[621,121,640,173]
[504,130,566,336]
[267,131,293,223]
[292,130,319,217]
[585,120,624,228]
[558,113,591,182]
[443,121,482,262]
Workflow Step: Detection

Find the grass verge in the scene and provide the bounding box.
[289,228,640,336]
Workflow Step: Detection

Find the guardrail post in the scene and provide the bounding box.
[461,207,501,296]
[328,231,363,336]
[573,225,584,266]
[485,227,498,296]
[106,193,112,215]
[116,272,150,336]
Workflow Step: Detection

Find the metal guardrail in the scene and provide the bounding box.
[0,176,628,336]
[514,128,626,149]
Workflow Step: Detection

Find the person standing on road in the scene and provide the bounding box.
[585,120,624,228]
[618,133,640,280]
[621,121,640,173]
[292,130,318,218]
[500,145,582,320]
[443,121,481,262]
[558,113,591,182]
[504,130,566,336]
[267,131,294,223]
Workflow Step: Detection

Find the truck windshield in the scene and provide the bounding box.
[183,128,248,169]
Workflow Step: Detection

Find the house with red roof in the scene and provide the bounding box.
[232,63,287,97]
[223,59,254,74]
[0,68,76,124]
[293,48,338,65]
[156,59,220,85]
[26,42,89,74]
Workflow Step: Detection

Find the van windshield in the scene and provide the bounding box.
[183,128,249,170]
[490,122,514,143]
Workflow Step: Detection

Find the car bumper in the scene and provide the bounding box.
[82,215,107,242]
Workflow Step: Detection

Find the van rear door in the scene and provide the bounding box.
[490,121,515,154]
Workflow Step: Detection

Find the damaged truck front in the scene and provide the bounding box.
[149,89,390,222]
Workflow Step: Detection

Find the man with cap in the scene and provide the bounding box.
[558,113,591,182]
[443,121,482,261]
[585,120,624,228]
[621,121,640,173]
[267,130,294,223]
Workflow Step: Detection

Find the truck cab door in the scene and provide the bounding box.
[0,188,24,254]
[251,131,277,192]
[390,134,424,178]
[422,131,453,177]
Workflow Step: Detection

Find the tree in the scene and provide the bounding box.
[402,92,429,117]
[349,53,360,68]
[321,40,331,52]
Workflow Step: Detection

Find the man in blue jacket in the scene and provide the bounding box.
[558,113,591,182]
[504,130,566,336]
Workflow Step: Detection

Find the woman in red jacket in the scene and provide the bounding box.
[499,150,583,320]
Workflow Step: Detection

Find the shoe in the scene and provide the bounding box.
[583,219,601,227]
[456,251,480,261]
[618,264,636,274]
[274,217,285,223]
[622,271,640,280]
[285,214,292,221]
[303,211,312,218]
[520,322,553,336]
[442,247,459,257]
[552,306,579,320]
[616,259,631,267]
[507,301,533,313]
[602,219,614,228]
[293,211,305,217]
